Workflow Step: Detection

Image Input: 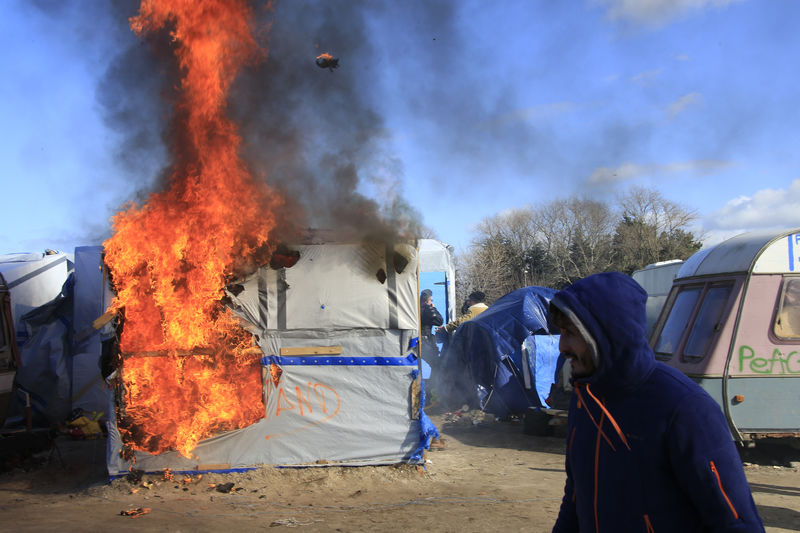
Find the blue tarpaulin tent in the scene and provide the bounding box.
[435,286,560,417]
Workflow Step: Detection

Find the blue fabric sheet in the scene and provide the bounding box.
[437,286,561,417]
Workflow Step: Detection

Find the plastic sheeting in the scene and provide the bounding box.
[435,286,560,417]
[0,252,73,342]
[107,358,424,476]
[418,239,456,323]
[227,242,418,332]
[0,252,74,427]
[107,242,435,475]
[2,248,115,428]
[7,277,73,426]
[522,335,561,406]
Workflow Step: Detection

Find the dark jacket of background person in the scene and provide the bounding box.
[420,290,444,336]
[551,272,763,533]
[420,290,444,363]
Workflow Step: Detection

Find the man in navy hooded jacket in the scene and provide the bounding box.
[550,272,763,532]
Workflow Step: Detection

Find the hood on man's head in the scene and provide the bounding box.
[551,272,654,392]
[549,297,600,370]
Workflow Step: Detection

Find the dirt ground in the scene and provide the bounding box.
[1,412,799,533]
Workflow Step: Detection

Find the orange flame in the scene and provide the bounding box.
[103,0,279,458]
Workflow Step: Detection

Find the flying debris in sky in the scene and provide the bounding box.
[315,52,339,72]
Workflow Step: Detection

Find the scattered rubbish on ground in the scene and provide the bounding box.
[215,482,236,493]
[64,409,105,440]
[120,507,151,518]
[269,517,321,527]
[441,406,495,427]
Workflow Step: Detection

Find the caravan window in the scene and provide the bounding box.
[774,277,800,340]
[654,286,701,358]
[683,283,734,361]
[653,281,735,361]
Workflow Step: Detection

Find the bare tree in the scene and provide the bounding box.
[532,197,615,286]
[457,207,539,301]
[460,198,616,295]
[613,186,702,273]
[457,186,702,296]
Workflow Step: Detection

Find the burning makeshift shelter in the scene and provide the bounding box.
[96,0,436,476]
[105,238,434,475]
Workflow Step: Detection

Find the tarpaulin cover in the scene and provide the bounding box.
[107,359,424,475]
[0,252,73,341]
[227,243,418,333]
[522,334,561,406]
[418,239,456,321]
[107,242,436,475]
[436,286,560,417]
[6,276,73,426]
[0,251,74,427]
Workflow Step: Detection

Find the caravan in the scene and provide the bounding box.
[649,229,800,444]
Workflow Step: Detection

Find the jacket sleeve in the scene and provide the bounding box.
[443,311,470,333]
[430,306,444,327]
[552,441,579,532]
[667,395,764,532]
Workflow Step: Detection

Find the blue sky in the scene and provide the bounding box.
[2,0,800,256]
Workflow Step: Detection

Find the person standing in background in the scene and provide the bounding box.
[419,289,444,368]
[442,291,488,334]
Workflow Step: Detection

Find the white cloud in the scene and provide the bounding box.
[588,159,732,184]
[481,102,577,131]
[629,68,662,86]
[667,92,702,118]
[493,102,577,126]
[675,54,690,61]
[595,0,744,26]
[704,179,800,234]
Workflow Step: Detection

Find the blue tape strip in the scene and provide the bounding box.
[261,354,418,366]
[409,336,419,349]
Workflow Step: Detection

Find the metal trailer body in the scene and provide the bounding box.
[632,259,685,338]
[649,229,800,443]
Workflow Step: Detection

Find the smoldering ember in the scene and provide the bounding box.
[1,1,799,532]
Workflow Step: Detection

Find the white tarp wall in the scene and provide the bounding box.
[0,251,74,426]
[107,241,433,476]
[0,252,73,339]
[418,239,456,321]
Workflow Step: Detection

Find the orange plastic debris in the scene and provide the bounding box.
[120,507,151,518]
